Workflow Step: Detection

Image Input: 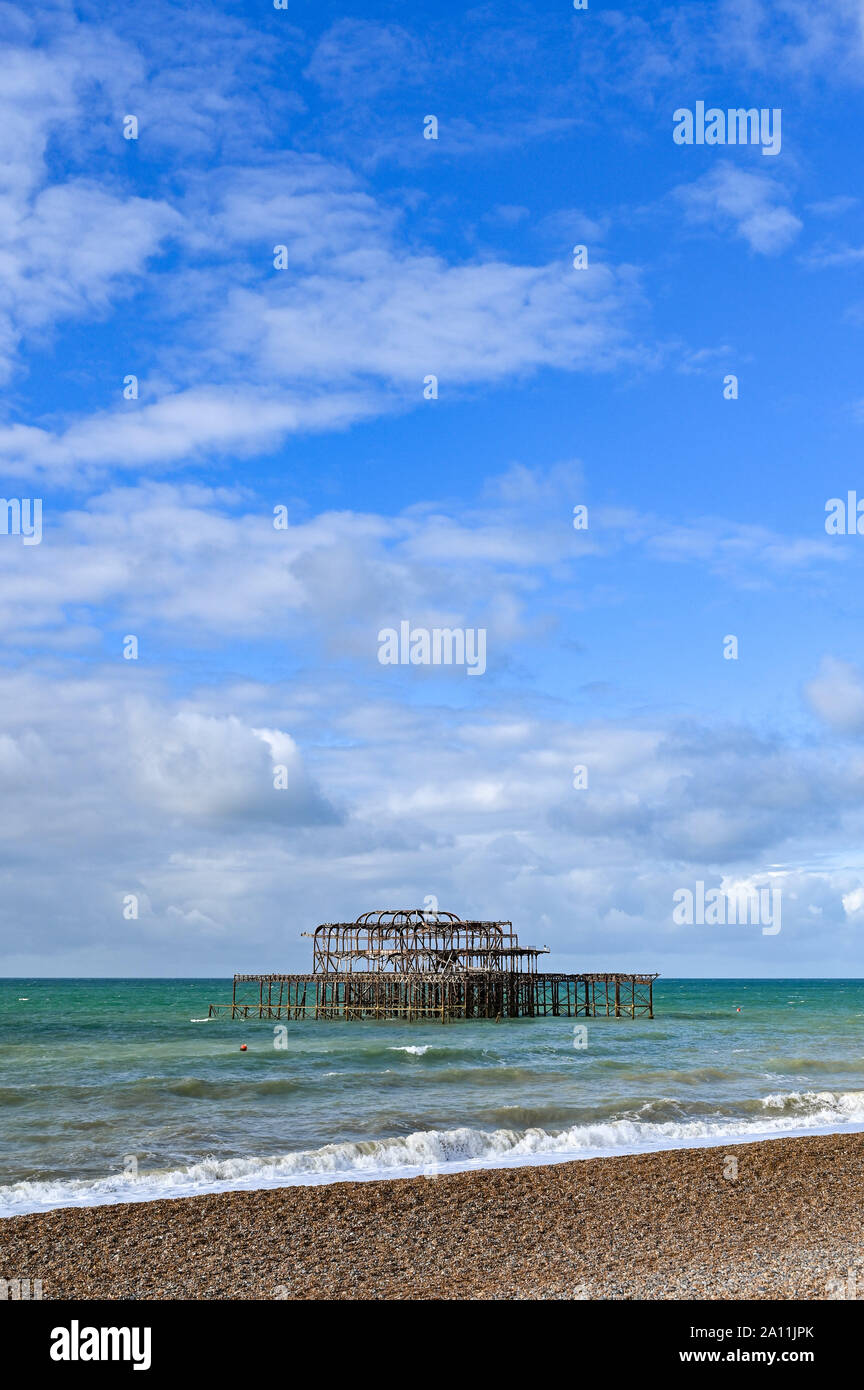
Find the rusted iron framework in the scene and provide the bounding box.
[208,908,658,1022]
[303,908,544,976]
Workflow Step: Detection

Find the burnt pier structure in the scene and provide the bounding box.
[208,908,658,1022]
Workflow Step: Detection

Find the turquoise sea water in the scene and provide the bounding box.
[3,978,864,1216]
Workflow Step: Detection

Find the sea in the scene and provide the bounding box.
[3,977,864,1218]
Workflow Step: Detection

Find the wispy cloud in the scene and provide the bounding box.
[673,162,802,255]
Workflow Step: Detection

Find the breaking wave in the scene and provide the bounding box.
[4,1087,864,1218]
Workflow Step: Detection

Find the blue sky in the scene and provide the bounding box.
[3,0,864,975]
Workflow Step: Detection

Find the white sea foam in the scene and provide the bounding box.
[389,1045,430,1056]
[4,1087,864,1218]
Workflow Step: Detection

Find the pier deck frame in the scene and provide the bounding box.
[209,970,658,1022]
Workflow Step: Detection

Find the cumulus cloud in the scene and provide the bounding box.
[0,462,861,974]
[1,656,862,975]
[124,705,335,824]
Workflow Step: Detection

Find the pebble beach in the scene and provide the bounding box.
[2,1130,863,1300]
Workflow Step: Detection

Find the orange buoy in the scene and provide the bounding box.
[240,1043,248,1051]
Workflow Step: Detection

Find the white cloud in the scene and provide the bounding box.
[806,195,859,217]
[842,885,864,917]
[0,183,180,381]
[0,147,647,478]
[305,20,428,98]
[0,387,382,479]
[1,655,862,974]
[804,657,864,733]
[0,470,840,653]
[213,255,640,387]
[0,29,180,382]
[806,242,864,269]
[674,163,802,255]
